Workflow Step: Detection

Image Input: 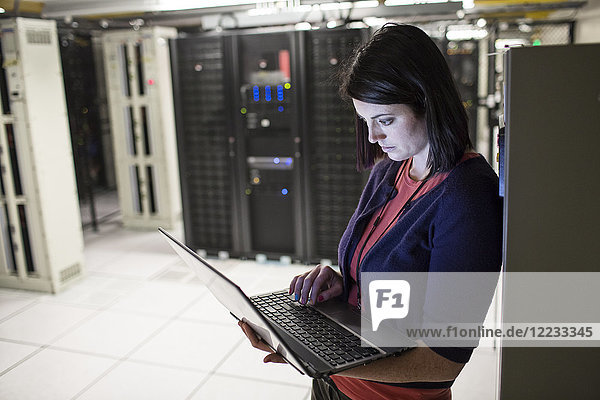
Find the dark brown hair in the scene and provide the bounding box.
[339,23,472,172]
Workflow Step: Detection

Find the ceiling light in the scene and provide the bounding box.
[248,7,278,16]
[446,26,488,41]
[355,1,380,8]
[319,2,353,10]
[385,0,449,5]
[495,38,529,50]
[363,17,387,27]
[295,22,312,30]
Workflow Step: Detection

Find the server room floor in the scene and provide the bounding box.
[0,219,498,399]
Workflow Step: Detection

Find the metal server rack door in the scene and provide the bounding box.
[170,35,239,256]
[304,29,368,264]
[235,32,305,260]
[0,18,84,293]
[102,27,182,229]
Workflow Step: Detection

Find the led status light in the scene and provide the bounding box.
[277,85,284,101]
[278,106,284,112]
[253,85,260,102]
[281,188,289,195]
[273,157,281,164]
[148,79,155,85]
[284,83,291,89]
[285,158,293,166]
[240,107,247,114]
[265,85,272,101]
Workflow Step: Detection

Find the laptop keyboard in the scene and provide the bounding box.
[250,290,380,367]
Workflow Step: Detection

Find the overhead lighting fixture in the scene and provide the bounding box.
[462,0,474,9]
[495,38,529,50]
[248,7,278,16]
[294,5,313,12]
[319,2,353,10]
[385,0,449,5]
[363,17,387,27]
[355,1,380,8]
[347,21,369,29]
[446,26,488,41]
[295,22,312,30]
[154,0,260,12]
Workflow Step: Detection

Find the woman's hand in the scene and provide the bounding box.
[289,264,343,305]
[238,320,287,363]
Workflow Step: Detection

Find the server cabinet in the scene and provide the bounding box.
[171,35,239,255]
[0,18,84,293]
[103,27,182,230]
[172,28,368,263]
[499,43,600,400]
[234,31,305,260]
[59,31,107,231]
[303,29,368,263]
[445,40,479,148]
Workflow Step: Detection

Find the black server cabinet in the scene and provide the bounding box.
[303,29,368,263]
[172,28,370,263]
[233,32,305,260]
[171,36,241,255]
[444,40,479,147]
[59,33,105,195]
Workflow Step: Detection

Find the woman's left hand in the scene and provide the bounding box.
[238,320,287,364]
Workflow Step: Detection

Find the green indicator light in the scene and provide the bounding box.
[533,39,541,46]
[284,83,291,89]
[245,188,252,195]
[240,107,247,114]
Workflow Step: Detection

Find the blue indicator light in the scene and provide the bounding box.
[278,106,284,112]
[281,188,288,195]
[285,158,292,166]
[253,85,259,102]
[273,157,280,164]
[277,85,284,101]
[265,85,271,101]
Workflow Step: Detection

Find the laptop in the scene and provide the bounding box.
[159,227,410,378]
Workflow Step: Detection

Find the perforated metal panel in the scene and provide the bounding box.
[172,36,234,252]
[59,32,106,196]
[304,29,367,263]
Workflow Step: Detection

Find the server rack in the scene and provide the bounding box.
[303,28,368,264]
[170,35,240,255]
[234,31,306,260]
[445,40,479,148]
[0,18,84,293]
[59,31,105,229]
[172,28,369,263]
[102,27,182,230]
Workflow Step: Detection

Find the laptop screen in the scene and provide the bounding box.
[159,228,305,373]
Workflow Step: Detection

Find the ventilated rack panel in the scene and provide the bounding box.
[172,37,233,252]
[305,29,367,262]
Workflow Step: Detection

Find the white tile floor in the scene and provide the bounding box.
[0,219,499,399]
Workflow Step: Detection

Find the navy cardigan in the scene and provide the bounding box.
[338,155,503,363]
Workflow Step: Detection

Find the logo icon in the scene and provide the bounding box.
[369,280,411,331]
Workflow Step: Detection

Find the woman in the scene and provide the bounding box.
[240,23,502,400]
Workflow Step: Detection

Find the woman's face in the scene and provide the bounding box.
[352,99,429,164]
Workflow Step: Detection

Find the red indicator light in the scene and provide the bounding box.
[148,79,155,85]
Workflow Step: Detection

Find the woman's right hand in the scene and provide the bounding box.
[289,264,343,305]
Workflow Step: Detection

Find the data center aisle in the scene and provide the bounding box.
[0,221,497,399]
